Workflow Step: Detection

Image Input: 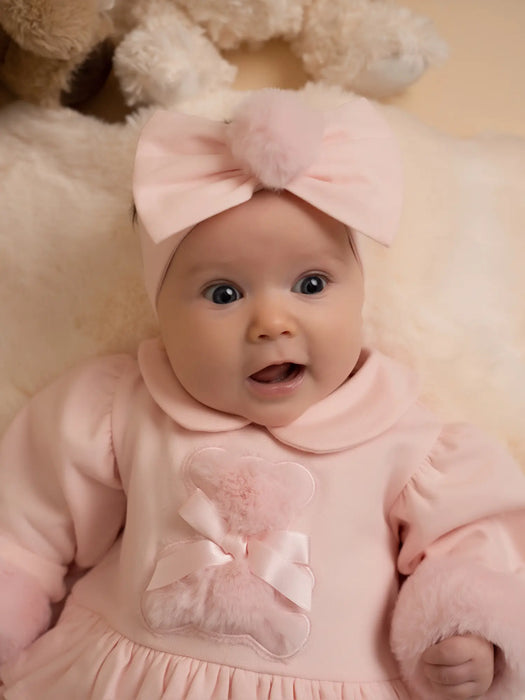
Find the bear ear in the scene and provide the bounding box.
[277,461,316,509]
[226,88,325,190]
[186,447,315,510]
[185,446,227,493]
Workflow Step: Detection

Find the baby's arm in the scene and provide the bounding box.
[0,355,131,662]
[389,423,525,699]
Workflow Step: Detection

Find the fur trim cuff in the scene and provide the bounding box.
[390,555,525,699]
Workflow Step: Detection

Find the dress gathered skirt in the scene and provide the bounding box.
[1,603,409,700]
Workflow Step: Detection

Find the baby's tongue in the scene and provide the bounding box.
[251,363,291,383]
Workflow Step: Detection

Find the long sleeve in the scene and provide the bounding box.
[389,422,525,699]
[0,354,133,660]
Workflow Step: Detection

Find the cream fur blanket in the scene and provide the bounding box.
[1,85,524,467]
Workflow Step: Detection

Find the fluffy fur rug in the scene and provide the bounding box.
[1,84,524,467]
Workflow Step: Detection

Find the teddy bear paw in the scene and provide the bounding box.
[295,0,448,97]
[351,53,427,97]
[247,608,310,658]
[113,8,236,107]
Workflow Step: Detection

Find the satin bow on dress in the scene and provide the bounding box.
[147,488,314,612]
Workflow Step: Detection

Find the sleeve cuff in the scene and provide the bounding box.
[390,555,525,699]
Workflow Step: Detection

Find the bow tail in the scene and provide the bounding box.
[146,540,232,591]
[248,539,314,611]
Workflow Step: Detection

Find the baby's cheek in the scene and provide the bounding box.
[327,327,362,377]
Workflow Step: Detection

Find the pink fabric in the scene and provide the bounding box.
[133,90,403,305]
[0,340,524,697]
[0,563,50,664]
[0,354,131,601]
[1,604,410,700]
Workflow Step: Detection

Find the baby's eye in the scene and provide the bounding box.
[292,274,327,295]
[204,283,242,304]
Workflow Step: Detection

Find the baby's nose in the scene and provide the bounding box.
[247,299,297,342]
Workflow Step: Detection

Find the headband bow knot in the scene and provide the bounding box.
[133,90,403,307]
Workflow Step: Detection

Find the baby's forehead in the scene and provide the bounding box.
[188,190,349,242]
[171,197,356,278]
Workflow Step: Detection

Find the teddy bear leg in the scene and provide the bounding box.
[113,5,237,108]
[0,0,113,61]
[0,40,112,107]
[293,0,448,98]
[242,607,310,658]
[0,43,69,106]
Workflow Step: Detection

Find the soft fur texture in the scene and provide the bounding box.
[0,0,114,106]
[0,101,156,430]
[0,561,51,663]
[292,0,448,96]
[2,84,523,472]
[390,555,525,698]
[113,3,236,108]
[142,561,309,658]
[187,448,314,535]
[111,0,447,107]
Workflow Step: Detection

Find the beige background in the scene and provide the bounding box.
[224,0,525,137]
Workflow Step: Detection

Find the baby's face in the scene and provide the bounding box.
[157,191,364,427]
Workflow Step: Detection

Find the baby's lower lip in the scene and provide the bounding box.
[247,363,305,398]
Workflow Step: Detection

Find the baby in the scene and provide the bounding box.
[0,89,524,700]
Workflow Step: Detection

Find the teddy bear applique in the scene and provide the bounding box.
[142,446,316,658]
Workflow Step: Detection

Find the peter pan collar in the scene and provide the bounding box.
[138,338,419,454]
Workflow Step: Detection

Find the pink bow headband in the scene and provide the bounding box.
[133,89,403,307]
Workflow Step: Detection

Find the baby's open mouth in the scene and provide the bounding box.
[250,363,303,384]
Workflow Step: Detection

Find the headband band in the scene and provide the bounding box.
[133,89,403,307]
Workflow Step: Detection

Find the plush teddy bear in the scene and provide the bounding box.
[111,0,448,108]
[0,0,115,107]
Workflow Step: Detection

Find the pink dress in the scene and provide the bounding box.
[0,338,524,699]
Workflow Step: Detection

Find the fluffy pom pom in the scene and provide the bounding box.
[227,89,325,190]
